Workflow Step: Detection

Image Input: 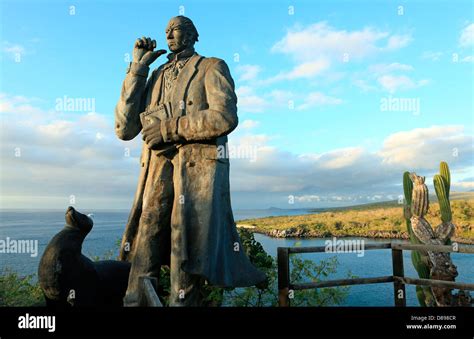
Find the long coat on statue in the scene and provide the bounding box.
[115,52,266,287]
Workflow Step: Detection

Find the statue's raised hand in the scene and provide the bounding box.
[133,36,167,66]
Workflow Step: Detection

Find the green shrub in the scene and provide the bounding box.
[0,268,45,307]
[219,229,350,307]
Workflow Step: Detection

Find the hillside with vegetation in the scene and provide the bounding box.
[238,192,474,244]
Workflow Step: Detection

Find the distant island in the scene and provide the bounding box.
[237,192,474,244]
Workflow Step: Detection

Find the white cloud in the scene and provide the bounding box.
[0,93,142,209]
[236,64,261,82]
[452,181,474,189]
[421,51,443,61]
[378,125,472,169]
[294,195,321,202]
[232,133,272,147]
[354,62,429,93]
[369,63,414,74]
[0,93,45,115]
[237,88,341,111]
[264,59,330,83]
[271,22,411,63]
[230,124,472,208]
[459,23,474,47]
[240,119,260,129]
[231,140,382,197]
[317,147,365,169]
[377,75,409,92]
[294,194,389,203]
[297,92,343,110]
[37,120,74,139]
[237,86,342,113]
[353,79,377,92]
[285,59,330,79]
[268,90,295,103]
[461,55,474,63]
[384,34,413,50]
[236,86,268,113]
[377,75,429,93]
[264,22,413,86]
[2,41,25,59]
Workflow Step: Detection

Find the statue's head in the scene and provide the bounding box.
[165,16,199,53]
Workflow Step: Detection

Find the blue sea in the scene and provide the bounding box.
[1,209,473,306]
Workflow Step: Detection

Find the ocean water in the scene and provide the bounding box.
[1,209,472,306]
[0,209,312,276]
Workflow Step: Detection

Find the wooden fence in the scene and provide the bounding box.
[277,242,474,307]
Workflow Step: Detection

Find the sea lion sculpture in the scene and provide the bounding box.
[38,206,130,308]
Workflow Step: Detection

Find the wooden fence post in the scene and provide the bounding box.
[391,247,406,307]
[277,247,290,307]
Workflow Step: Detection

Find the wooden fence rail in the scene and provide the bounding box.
[277,241,474,307]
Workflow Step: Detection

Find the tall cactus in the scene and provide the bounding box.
[402,162,469,306]
[403,171,434,306]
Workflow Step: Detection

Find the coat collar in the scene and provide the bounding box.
[171,53,203,116]
[150,53,203,115]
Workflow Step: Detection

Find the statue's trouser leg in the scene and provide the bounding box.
[168,150,204,306]
[169,235,205,306]
[124,155,174,306]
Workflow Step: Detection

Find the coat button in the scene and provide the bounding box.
[188,161,195,167]
[187,100,193,105]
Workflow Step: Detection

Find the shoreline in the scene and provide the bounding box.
[237,225,474,245]
[235,196,473,245]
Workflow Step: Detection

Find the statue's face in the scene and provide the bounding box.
[166,18,191,53]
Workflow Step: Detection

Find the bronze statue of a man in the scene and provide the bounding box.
[115,16,266,306]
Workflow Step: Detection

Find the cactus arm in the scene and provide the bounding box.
[410,174,429,218]
[433,175,452,223]
[403,171,413,206]
[403,172,415,237]
[439,162,450,199]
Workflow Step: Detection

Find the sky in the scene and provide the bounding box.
[0,0,473,210]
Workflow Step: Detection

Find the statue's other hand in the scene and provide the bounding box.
[142,116,163,148]
[133,36,167,67]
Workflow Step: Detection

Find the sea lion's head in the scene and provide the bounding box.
[65,206,93,235]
